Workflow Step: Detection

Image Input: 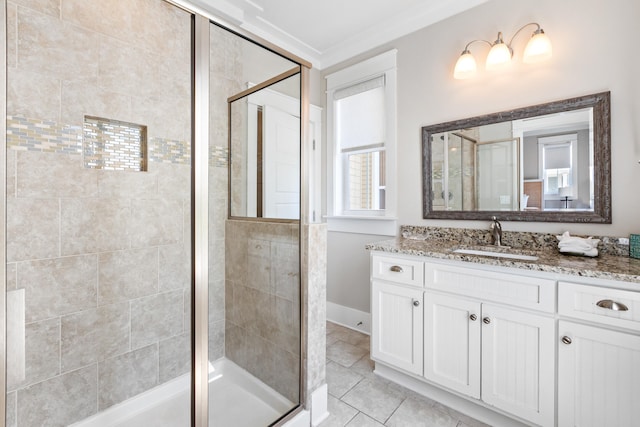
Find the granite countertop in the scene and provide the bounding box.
[366,227,640,285]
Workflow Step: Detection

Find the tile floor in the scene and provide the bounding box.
[320,322,491,427]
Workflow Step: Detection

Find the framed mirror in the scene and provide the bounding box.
[422,92,611,223]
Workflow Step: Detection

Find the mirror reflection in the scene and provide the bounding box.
[422,92,611,223]
[229,72,301,220]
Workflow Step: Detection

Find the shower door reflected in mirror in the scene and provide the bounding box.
[5,1,193,426]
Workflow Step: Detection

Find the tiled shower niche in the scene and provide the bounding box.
[83,116,148,171]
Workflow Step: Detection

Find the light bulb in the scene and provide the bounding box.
[523,29,552,63]
[486,42,512,70]
[453,50,477,79]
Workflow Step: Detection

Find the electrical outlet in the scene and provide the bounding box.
[618,237,630,245]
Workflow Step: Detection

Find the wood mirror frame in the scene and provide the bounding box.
[422,92,611,223]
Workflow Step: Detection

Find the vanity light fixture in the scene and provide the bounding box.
[454,22,552,79]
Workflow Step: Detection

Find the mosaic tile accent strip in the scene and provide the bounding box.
[7,115,227,167]
[149,137,191,165]
[210,146,228,168]
[7,116,82,154]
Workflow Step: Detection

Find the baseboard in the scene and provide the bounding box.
[326,301,371,335]
[310,384,329,426]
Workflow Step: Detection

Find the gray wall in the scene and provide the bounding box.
[320,0,640,316]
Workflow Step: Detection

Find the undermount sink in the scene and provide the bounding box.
[453,246,539,261]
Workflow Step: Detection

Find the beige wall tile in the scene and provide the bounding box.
[159,243,190,292]
[61,198,132,256]
[130,290,183,349]
[159,332,190,383]
[247,238,272,292]
[7,3,17,69]
[98,344,158,410]
[17,7,99,81]
[7,68,60,121]
[6,391,16,427]
[153,163,191,200]
[131,198,183,247]
[8,318,60,392]
[61,80,132,127]
[183,287,191,334]
[12,0,60,17]
[131,93,190,142]
[7,197,59,262]
[209,196,227,241]
[61,303,130,373]
[209,319,225,361]
[97,169,157,198]
[61,0,190,62]
[17,255,97,323]
[17,365,97,427]
[6,149,16,198]
[98,248,158,305]
[6,263,17,290]
[209,238,225,283]
[17,152,98,198]
[208,278,225,324]
[98,36,189,101]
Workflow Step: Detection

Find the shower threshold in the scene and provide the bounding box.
[71,358,294,427]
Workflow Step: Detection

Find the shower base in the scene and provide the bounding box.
[72,358,295,427]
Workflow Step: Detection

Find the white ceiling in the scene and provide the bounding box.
[189,0,488,69]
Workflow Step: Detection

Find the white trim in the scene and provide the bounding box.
[325,216,397,236]
[326,302,372,334]
[325,50,397,224]
[326,50,397,90]
[283,410,311,427]
[310,384,329,426]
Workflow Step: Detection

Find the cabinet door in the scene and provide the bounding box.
[481,304,555,427]
[424,291,481,398]
[558,321,640,427]
[371,280,423,375]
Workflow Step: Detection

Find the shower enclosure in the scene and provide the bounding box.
[2,1,321,426]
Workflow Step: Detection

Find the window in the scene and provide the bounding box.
[538,134,578,198]
[326,50,397,234]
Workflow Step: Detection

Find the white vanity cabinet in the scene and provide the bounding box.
[422,263,556,427]
[370,254,425,375]
[370,250,640,427]
[557,282,640,427]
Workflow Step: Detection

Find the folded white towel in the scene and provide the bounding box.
[559,247,599,257]
[556,231,599,257]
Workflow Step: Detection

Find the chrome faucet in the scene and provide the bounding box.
[490,216,502,246]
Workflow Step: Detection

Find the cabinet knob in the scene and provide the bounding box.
[413,300,420,307]
[562,336,572,345]
[390,265,404,273]
[469,314,477,321]
[596,299,629,311]
[482,317,491,324]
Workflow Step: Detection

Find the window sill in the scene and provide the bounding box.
[325,215,397,236]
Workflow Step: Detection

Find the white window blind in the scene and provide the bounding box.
[335,76,385,153]
[544,143,571,169]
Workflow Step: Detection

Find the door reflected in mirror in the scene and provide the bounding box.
[422,92,611,223]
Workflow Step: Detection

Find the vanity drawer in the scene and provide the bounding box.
[371,255,424,287]
[559,282,640,331]
[424,263,556,312]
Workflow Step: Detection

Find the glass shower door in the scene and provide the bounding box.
[5,1,193,425]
